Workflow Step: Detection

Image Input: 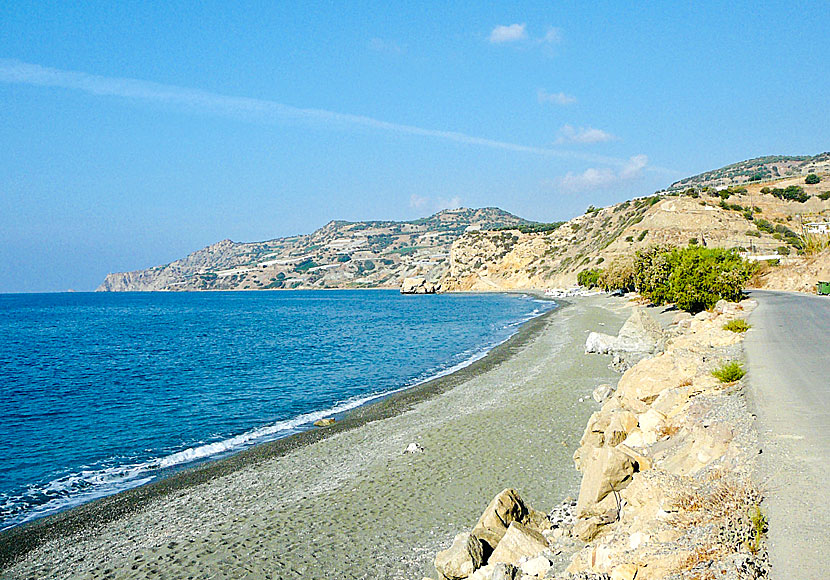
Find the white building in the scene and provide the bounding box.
[805,222,830,234]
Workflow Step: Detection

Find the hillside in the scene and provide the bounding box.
[99,153,830,293]
[443,158,830,292]
[665,152,830,192]
[97,208,532,291]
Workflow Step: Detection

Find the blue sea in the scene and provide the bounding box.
[0,290,554,530]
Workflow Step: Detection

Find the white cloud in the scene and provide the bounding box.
[556,155,649,193]
[368,37,402,54]
[489,23,527,43]
[541,27,562,44]
[555,124,618,144]
[0,59,676,176]
[409,194,428,209]
[410,194,462,213]
[538,89,576,105]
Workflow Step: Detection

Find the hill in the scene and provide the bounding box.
[443,156,830,291]
[97,208,532,291]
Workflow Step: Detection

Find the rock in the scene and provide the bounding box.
[576,447,635,518]
[519,554,552,576]
[435,532,485,580]
[313,418,335,427]
[573,516,605,542]
[610,563,639,580]
[489,522,549,566]
[592,383,615,403]
[404,442,424,454]
[472,489,529,548]
[468,562,519,580]
[604,410,638,447]
[637,408,667,445]
[401,277,441,294]
[615,351,698,410]
[585,308,664,364]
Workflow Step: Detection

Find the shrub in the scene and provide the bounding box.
[634,246,755,313]
[689,238,699,245]
[577,268,604,288]
[598,256,636,292]
[777,245,790,255]
[723,319,751,333]
[819,191,830,201]
[634,246,673,305]
[712,361,746,383]
[625,235,634,242]
[637,230,648,241]
[805,173,821,185]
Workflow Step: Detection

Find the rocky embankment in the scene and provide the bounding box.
[425,298,767,580]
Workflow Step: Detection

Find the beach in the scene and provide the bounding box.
[1,295,630,580]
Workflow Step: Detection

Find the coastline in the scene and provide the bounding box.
[2,294,631,579]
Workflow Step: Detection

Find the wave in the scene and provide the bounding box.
[1,299,558,531]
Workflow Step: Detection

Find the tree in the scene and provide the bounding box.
[805,173,821,185]
[632,246,755,313]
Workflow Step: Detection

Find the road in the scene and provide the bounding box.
[744,290,830,579]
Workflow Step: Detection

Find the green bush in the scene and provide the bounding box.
[634,246,755,313]
[805,173,821,185]
[577,268,604,288]
[712,361,746,383]
[723,319,751,333]
[819,191,830,201]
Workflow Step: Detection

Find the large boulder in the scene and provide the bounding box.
[585,308,664,365]
[435,532,485,580]
[488,522,549,566]
[576,447,636,518]
[471,489,529,550]
[615,352,698,412]
[401,277,441,294]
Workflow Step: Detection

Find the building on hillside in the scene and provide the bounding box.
[805,222,830,234]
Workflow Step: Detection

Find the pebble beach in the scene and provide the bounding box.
[1,295,630,580]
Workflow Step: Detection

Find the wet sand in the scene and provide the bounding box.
[1,295,630,580]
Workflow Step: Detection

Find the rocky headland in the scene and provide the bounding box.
[426,297,767,580]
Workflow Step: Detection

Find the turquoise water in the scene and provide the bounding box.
[0,290,554,529]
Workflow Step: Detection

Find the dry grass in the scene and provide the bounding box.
[678,377,693,387]
[671,477,766,572]
[658,422,681,438]
[800,232,830,256]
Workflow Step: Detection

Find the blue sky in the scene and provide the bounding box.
[1,1,828,292]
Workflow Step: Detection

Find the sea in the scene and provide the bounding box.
[0,290,555,531]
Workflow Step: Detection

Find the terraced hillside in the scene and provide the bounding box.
[97,208,531,291]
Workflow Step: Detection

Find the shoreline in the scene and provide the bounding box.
[0,294,563,571]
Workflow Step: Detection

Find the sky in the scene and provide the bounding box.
[1,1,828,292]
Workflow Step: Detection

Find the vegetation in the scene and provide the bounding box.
[800,232,830,256]
[819,191,830,201]
[767,185,809,203]
[294,259,318,272]
[597,255,636,293]
[723,319,751,333]
[577,268,603,288]
[494,221,564,234]
[633,246,755,313]
[712,361,746,383]
[805,173,821,185]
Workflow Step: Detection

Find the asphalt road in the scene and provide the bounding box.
[744,290,830,579]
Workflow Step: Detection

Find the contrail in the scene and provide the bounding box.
[0,58,675,174]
